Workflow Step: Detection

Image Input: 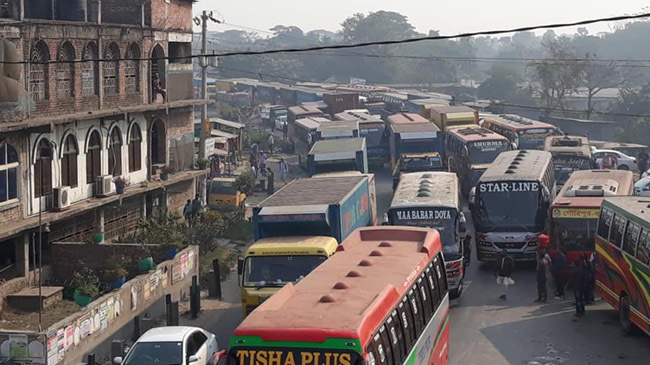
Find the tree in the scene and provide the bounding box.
[530,40,584,116]
[610,85,650,145]
[580,54,628,119]
[478,64,521,101]
[340,11,416,43]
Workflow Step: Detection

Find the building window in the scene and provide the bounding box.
[56,42,75,100]
[82,42,98,97]
[29,41,49,103]
[108,127,122,177]
[103,43,120,95]
[34,139,52,198]
[150,119,166,165]
[125,43,140,93]
[86,130,102,184]
[0,143,19,203]
[61,134,78,188]
[128,124,142,172]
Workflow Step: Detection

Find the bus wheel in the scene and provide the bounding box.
[619,295,635,335]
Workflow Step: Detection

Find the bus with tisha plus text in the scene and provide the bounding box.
[470,150,556,261]
[550,170,634,264]
[594,197,650,335]
[216,226,450,365]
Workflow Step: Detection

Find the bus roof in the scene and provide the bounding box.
[391,122,440,134]
[246,236,339,257]
[428,105,476,114]
[544,135,591,156]
[447,126,509,143]
[309,138,366,154]
[288,105,323,116]
[334,111,383,123]
[295,118,321,130]
[479,150,552,182]
[234,226,441,346]
[390,172,459,209]
[258,176,365,207]
[602,197,650,223]
[388,112,430,125]
[317,121,359,132]
[484,114,556,131]
[553,170,634,207]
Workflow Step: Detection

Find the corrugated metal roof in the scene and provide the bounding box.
[388,113,431,125]
[391,122,440,134]
[258,176,365,207]
[309,138,366,154]
[391,172,459,209]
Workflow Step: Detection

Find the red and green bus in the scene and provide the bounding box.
[595,197,650,335]
[217,226,450,365]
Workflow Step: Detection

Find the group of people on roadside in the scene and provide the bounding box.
[183,194,203,227]
[248,138,290,195]
[494,234,595,317]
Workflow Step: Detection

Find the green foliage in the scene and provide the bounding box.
[135,208,186,248]
[199,246,238,287]
[102,257,130,282]
[221,221,254,242]
[235,172,256,194]
[72,266,100,298]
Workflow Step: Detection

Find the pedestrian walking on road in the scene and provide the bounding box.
[552,249,567,299]
[266,167,275,194]
[638,150,649,173]
[279,158,289,182]
[570,256,589,317]
[259,151,268,172]
[282,122,288,140]
[535,248,551,303]
[495,249,514,300]
[190,194,202,226]
[183,199,192,226]
[268,133,275,156]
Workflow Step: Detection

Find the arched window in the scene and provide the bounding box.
[150,119,166,165]
[86,130,102,184]
[128,124,142,172]
[81,42,98,97]
[103,43,120,95]
[108,127,122,177]
[56,42,75,100]
[0,143,19,203]
[29,41,50,102]
[61,134,78,187]
[125,43,140,93]
[34,139,53,198]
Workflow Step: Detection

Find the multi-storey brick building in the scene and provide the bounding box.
[0,0,207,294]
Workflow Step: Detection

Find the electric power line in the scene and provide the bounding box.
[10,12,650,65]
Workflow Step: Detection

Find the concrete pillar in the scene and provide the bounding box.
[15,234,30,278]
[98,207,105,243]
[141,3,145,27]
[97,0,101,24]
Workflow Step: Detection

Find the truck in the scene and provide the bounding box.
[429,105,479,132]
[387,113,444,170]
[252,175,376,243]
[307,138,368,176]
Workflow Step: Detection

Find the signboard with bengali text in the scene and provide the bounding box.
[552,208,599,219]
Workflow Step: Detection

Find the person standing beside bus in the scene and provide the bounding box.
[570,257,589,317]
[552,249,566,299]
[535,248,551,303]
[495,249,514,300]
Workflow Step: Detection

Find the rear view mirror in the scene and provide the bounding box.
[459,213,467,234]
[189,355,200,363]
[237,258,244,275]
[468,187,476,209]
[113,357,123,364]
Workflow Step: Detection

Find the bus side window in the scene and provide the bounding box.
[417,276,433,320]
[389,310,406,361]
[378,325,396,365]
[611,215,627,249]
[400,297,416,348]
[636,229,650,266]
[367,337,379,365]
[434,255,448,296]
[398,299,414,348]
[597,207,614,240]
[426,265,441,308]
[622,222,641,257]
[407,288,423,335]
[372,333,387,365]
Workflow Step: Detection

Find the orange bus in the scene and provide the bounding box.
[482,114,558,150]
[221,226,450,365]
[550,170,634,264]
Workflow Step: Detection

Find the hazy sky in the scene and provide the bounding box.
[196,1,648,36]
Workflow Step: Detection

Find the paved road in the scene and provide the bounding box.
[205,166,650,364]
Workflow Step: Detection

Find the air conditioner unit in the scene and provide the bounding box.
[52,186,71,211]
[95,175,114,197]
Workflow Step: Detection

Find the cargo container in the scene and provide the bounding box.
[308,138,368,176]
[388,113,444,170]
[323,92,360,116]
[429,105,479,131]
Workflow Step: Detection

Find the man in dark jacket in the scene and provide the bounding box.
[570,256,589,317]
[535,248,550,303]
[495,249,514,300]
[552,250,567,299]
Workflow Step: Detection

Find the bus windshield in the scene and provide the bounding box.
[402,157,442,171]
[389,207,460,255]
[552,217,597,251]
[243,255,327,287]
[211,181,237,195]
[468,141,509,164]
[552,156,593,185]
[475,182,546,232]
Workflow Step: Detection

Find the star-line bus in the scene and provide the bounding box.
[594,197,650,335]
[470,150,556,261]
[550,169,634,264]
[219,226,450,365]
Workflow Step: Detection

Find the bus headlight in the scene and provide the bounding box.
[478,240,492,247]
[527,241,538,247]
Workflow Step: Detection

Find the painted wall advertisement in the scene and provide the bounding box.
[0,333,46,364]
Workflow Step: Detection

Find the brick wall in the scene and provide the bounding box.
[50,243,170,282]
[151,0,193,32]
[166,109,194,139]
[166,179,194,215]
[101,0,143,26]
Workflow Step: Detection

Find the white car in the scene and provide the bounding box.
[593,149,637,171]
[643,169,649,178]
[635,177,650,196]
[275,115,287,131]
[115,326,219,365]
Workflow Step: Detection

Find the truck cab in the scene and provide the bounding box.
[237,236,339,317]
[392,152,444,191]
[208,177,246,213]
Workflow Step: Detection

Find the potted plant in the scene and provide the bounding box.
[91,232,104,244]
[102,259,129,289]
[72,266,99,307]
[235,172,256,196]
[162,241,184,260]
[160,165,174,181]
[197,158,209,170]
[114,176,127,194]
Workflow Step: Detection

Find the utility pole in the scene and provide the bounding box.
[199,10,208,160]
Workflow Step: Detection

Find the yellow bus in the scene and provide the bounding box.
[237,236,339,317]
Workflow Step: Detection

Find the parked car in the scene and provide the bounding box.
[114,326,219,365]
[643,168,649,178]
[593,149,637,171]
[275,115,287,131]
[635,177,650,196]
